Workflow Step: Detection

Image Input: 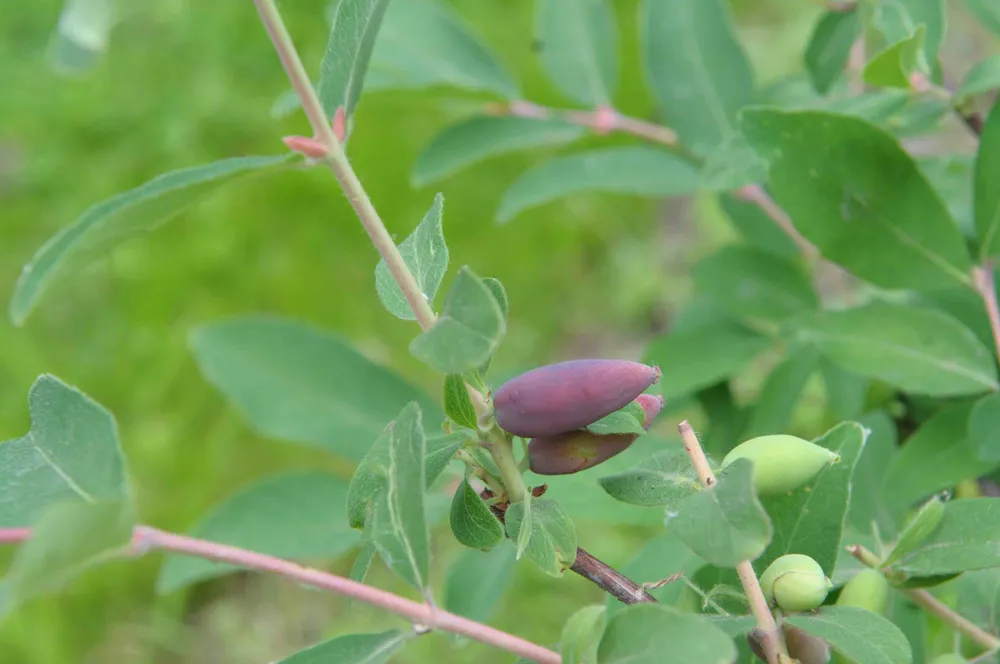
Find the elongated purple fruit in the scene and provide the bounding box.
[528,394,665,475]
[493,359,661,438]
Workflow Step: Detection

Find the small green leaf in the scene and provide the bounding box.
[847,411,899,540]
[882,495,946,568]
[956,55,1000,100]
[668,458,772,567]
[444,374,477,430]
[744,347,820,437]
[481,278,508,321]
[370,403,431,592]
[976,99,1000,259]
[755,422,867,576]
[963,0,1000,37]
[692,244,817,324]
[644,322,773,400]
[449,478,503,549]
[741,109,972,291]
[887,498,1000,577]
[0,374,126,527]
[797,302,998,397]
[535,0,617,107]
[444,543,516,624]
[410,267,505,373]
[348,537,377,586]
[597,604,736,664]
[515,491,533,559]
[970,391,1000,461]
[561,605,606,664]
[504,498,577,577]
[862,25,927,89]
[786,606,912,664]
[413,116,584,186]
[5,500,133,609]
[157,471,360,594]
[598,447,701,507]
[641,0,754,157]
[805,8,861,94]
[276,630,408,664]
[375,193,449,321]
[869,0,945,81]
[496,147,700,223]
[718,195,800,260]
[700,134,767,192]
[585,401,646,437]
[317,0,390,125]
[9,154,295,325]
[607,532,704,616]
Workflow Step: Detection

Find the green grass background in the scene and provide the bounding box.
[0,0,985,662]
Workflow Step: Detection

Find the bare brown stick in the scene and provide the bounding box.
[734,185,818,259]
[677,421,787,664]
[0,526,561,664]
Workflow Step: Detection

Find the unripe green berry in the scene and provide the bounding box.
[835,569,890,615]
[759,554,832,612]
[722,434,839,495]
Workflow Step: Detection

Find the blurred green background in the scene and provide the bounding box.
[0,1,992,663]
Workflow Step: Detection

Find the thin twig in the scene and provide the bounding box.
[734,185,818,259]
[974,263,1000,368]
[0,526,560,664]
[677,421,786,664]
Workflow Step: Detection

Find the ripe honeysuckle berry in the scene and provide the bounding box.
[721,434,839,495]
[759,554,832,612]
[835,569,889,615]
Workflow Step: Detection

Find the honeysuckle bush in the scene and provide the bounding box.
[6,0,1000,663]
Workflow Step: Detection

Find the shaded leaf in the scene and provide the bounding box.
[191,316,442,461]
[700,134,766,192]
[847,410,899,540]
[805,8,861,94]
[970,391,1000,461]
[561,605,606,664]
[786,606,911,664]
[10,154,295,325]
[444,374,477,430]
[444,543,516,624]
[598,446,701,507]
[745,347,820,437]
[276,630,408,664]
[957,55,1000,100]
[862,25,927,89]
[870,0,945,81]
[882,495,945,568]
[886,498,1000,577]
[504,498,577,577]
[450,478,503,549]
[976,99,1000,259]
[535,0,617,106]
[718,195,800,260]
[963,0,1000,37]
[374,193,449,321]
[607,532,703,617]
[413,116,584,186]
[919,154,975,239]
[597,604,736,664]
[585,401,646,437]
[496,147,700,223]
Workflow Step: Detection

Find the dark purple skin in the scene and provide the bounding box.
[528,393,665,476]
[493,359,661,438]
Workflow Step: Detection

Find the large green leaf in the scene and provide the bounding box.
[886,498,1000,577]
[535,0,617,106]
[0,374,126,527]
[805,8,861,94]
[412,116,584,186]
[597,604,736,664]
[156,471,360,594]
[796,302,997,397]
[741,109,972,290]
[449,478,503,549]
[785,606,912,664]
[641,0,754,157]
[276,630,409,664]
[9,154,295,325]
[496,147,701,223]
[317,0,390,124]
[374,193,449,321]
[744,346,820,437]
[504,498,577,577]
[444,543,516,624]
[190,316,442,461]
[976,99,1000,259]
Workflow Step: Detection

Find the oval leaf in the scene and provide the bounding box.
[785,606,912,664]
[805,8,861,94]
[535,0,617,106]
[449,478,503,549]
[276,630,408,664]
[597,604,736,664]
[504,498,577,577]
[443,374,477,430]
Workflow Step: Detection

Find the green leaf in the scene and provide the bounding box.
[718,195,800,260]
[515,491,533,559]
[348,538,377,586]
[413,116,584,186]
[410,266,505,373]
[847,411,899,539]
[692,244,817,323]
[886,498,1000,577]
[561,605,606,664]
[369,403,431,592]
[157,471,360,594]
[970,391,1000,461]
[585,401,646,437]
[607,532,704,616]
[504,498,577,577]
[745,347,820,437]
[368,0,517,97]
[191,316,443,461]
[598,447,701,507]
[374,193,449,321]
[0,374,126,527]
[444,543,516,624]
[797,302,998,397]
[481,278,508,321]
[443,374,477,430]
[9,154,295,325]
[805,8,861,94]
[785,606,912,664]
[535,0,617,107]
[882,402,1000,521]
[597,604,736,664]
[641,0,754,157]
[317,0,390,125]
[755,422,866,576]
[976,99,1000,259]
[963,0,1000,37]
[700,134,767,192]
[882,495,945,568]
[496,146,700,223]
[956,55,1000,100]
[668,458,772,567]
[741,109,972,290]
[705,615,758,637]
[869,0,944,81]
[276,630,408,664]
[644,322,773,400]
[919,154,976,239]
[449,478,503,549]
[862,25,927,89]
[5,500,133,609]
[696,381,751,459]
